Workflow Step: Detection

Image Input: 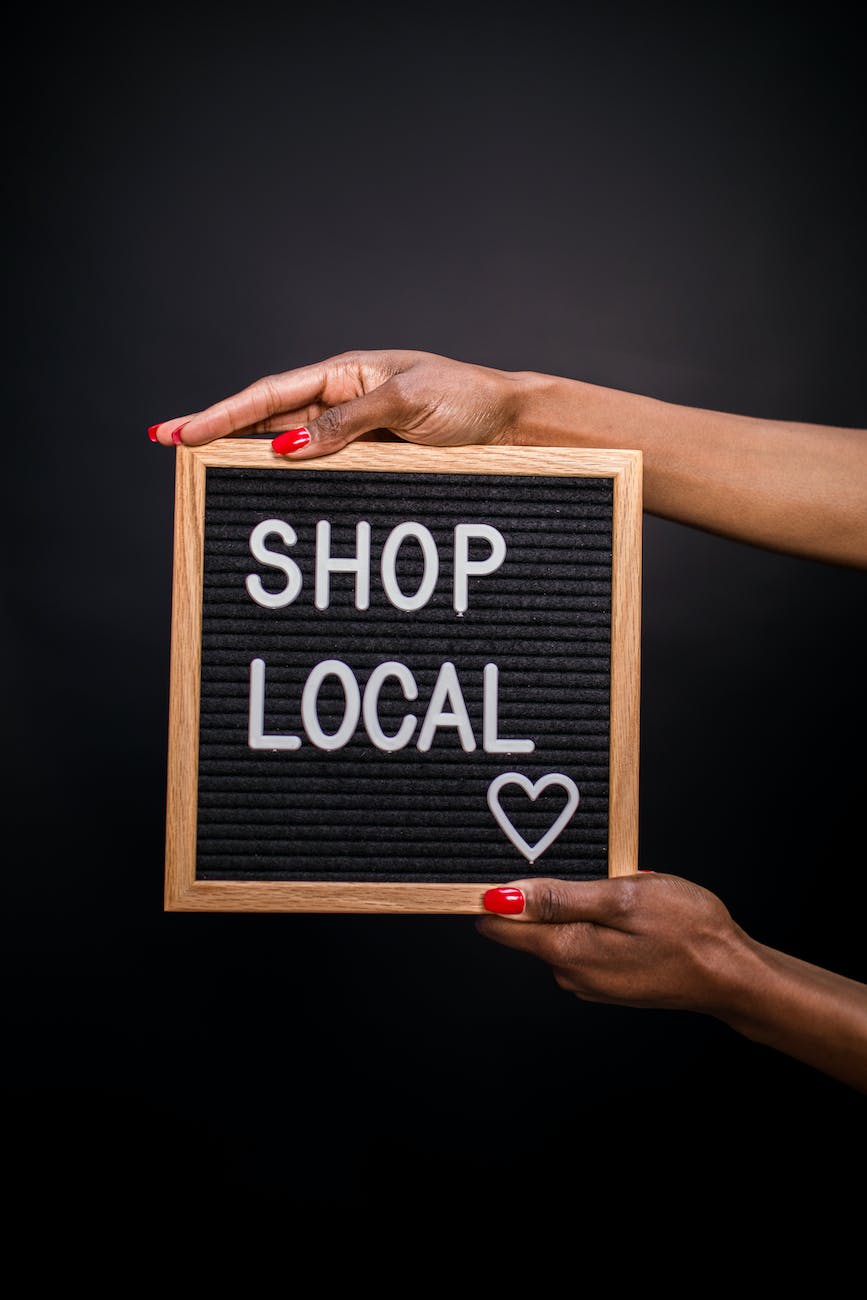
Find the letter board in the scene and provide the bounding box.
[164,440,641,912]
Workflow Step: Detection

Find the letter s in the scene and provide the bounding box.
[246,519,303,608]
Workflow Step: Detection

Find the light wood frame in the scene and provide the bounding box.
[164,440,642,912]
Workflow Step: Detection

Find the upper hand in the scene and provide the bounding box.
[150,349,525,457]
[477,873,751,1015]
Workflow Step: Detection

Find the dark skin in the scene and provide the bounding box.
[152,348,867,1091]
[476,874,867,1095]
[152,348,867,566]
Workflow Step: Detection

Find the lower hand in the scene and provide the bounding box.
[477,873,751,1015]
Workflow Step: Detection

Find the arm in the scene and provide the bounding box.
[149,348,867,566]
[478,874,867,1094]
[512,374,867,568]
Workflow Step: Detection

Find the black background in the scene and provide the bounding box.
[5,3,865,1226]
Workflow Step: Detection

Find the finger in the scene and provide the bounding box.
[477,901,624,972]
[237,403,328,435]
[475,915,577,956]
[148,415,200,446]
[481,876,640,926]
[271,380,404,460]
[550,967,612,1002]
[153,364,329,447]
[149,395,389,447]
[169,404,328,440]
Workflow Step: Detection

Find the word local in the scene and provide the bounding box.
[246,517,535,755]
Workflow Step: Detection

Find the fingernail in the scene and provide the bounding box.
[638,869,655,874]
[483,886,525,915]
[272,427,310,455]
[170,423,188,446]
[148,424,160,442]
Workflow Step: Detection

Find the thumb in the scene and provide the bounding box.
[482,875,638,925]
[271,380,403,459]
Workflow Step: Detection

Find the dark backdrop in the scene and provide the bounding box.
[5,3,865,1222]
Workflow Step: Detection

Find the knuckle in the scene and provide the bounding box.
[611,878,640,920]
[313,405,346,438]
[387,371,410,404]
[387,371,428,424]
[334,349,368,381]
[532,880,570,924]
[257,374,285,417]
[552,967,576,992]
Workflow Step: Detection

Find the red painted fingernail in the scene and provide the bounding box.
[483,887,525,915]
[272,427,310,455]
[638,869,655,873]
[148,424,160,442]
[170,423,188,446]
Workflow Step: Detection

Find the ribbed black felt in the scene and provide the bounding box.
[196,468,613,882]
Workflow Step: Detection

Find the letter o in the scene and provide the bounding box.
[380,523,439,611]
[301,660,361,751]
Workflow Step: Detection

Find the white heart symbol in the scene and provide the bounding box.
[486,773,580,864]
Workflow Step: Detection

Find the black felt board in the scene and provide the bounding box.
[196,468,614,883]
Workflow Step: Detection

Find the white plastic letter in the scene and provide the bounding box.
[416,662,477,752]
[483,663,535,754]
[453,524,507,613]
[301,659,361,751]
[246,520,302,608]
[380,523,439,612]
[363,662,419,752]
[315,520,371,610]
[248,658,301,750]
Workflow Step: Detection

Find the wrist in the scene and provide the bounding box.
[702,932,788,1035]
[690,924,771,1025]
[505,370,584,446]
[505,369,646,451]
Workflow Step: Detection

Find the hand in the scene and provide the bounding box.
[150,349,525,457]
[479,873,867,1090]
[149,345,867,564]
[477,873,750,1015]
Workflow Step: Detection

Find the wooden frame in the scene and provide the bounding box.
[164,439,642,912]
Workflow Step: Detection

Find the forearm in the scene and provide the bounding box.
[714,936,867,1092]
[510,372,867,567]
